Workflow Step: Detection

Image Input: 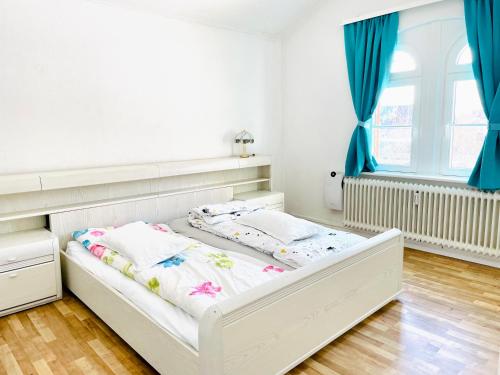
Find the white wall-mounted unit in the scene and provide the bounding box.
[344,177,500,258]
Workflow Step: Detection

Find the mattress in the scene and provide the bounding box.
[169,217,294,271]
[66,241,199,349]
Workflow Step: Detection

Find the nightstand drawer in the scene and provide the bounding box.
[0,240,54,271]
[0,262,57,311]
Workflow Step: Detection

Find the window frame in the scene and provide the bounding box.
[371,46,420,173]
[439,39,488,177]
[390,50,418,73]
[370,23,488,179]
[456,45,473,66]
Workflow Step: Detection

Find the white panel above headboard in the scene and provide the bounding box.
[0,156,271,195]
[0,156,272,230]
[49,187,233,249]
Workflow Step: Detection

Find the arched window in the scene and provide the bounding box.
[456,45,472,65]
[368,16,488,178]
[443,42,487,175]
[371,47,419,171]
[390,50,417,73]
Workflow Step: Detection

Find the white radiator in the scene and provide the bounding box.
[344,177,500,257]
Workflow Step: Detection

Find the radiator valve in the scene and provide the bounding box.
[413,191,421,206]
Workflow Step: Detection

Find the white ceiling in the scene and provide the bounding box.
[105,0,322,35]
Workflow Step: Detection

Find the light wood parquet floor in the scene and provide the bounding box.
[0,249,499,375]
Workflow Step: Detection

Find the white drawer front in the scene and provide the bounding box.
[0,255,54,273]
[0,240,54,267]
[0,262,57,311]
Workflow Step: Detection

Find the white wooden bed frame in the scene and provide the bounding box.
[49,185,404,375]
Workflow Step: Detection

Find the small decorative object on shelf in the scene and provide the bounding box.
[234,130,254,158]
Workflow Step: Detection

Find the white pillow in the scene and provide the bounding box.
[235,210,319,244]
[97,221,194,271]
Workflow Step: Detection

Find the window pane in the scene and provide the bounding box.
[373,86,415,126]
[453,80,487,124]
[449,126,487,169]
[390,51,417,73]
[372,127,412,166]
[456,45,472,65]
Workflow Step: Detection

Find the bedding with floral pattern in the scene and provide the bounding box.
[72,222,285,320]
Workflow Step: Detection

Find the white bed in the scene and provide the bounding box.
[51,186,404,375]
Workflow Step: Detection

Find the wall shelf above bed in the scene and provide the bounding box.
[0,155,272,195]
[0,156,274,232]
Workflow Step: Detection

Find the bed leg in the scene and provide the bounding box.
[199,307,224,375]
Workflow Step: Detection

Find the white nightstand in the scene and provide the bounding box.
[0,229,62,316]
[234,190,284,211]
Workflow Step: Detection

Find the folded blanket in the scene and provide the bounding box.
[189,200,262,225]
[188,203,366,268]
[194,201,262,216]
[72,224,285,320]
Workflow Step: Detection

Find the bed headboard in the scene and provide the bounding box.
[50,187,233,249]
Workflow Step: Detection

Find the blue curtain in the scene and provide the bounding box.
[344,13,399,177]
[464,0,500,190]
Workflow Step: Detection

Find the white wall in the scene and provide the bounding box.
[281,0,452,226]
[0,0,282,178]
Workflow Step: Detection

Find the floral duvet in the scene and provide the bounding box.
[72,224,285,320]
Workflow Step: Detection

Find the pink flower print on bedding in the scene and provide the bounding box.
[189,281,222,298]
[72,223,173,252]
[89,244,106,259]
[151,223,172,233]
[262,265,285,273]
[72,227,110,250]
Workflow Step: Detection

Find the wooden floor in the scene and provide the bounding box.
[0,249,499,375]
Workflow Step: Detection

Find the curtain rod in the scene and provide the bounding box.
[340,0,445,25]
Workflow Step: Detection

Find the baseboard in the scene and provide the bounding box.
[288,211,500,269]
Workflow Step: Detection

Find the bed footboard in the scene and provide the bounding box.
[199,229,404,375]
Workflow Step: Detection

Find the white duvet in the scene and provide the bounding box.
[72,225,286,320]
[188,204,366,268]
